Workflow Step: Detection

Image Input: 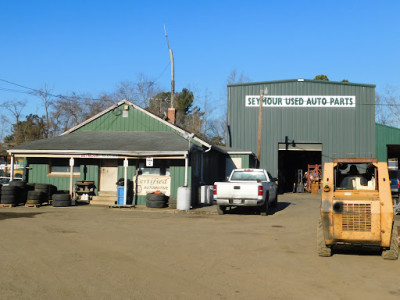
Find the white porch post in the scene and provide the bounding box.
[69,158,74,201]
[123,158,128,205]
[10,155,15,182]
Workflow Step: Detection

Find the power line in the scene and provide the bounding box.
[1,77,400,107]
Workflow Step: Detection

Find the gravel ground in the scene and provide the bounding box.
[0,193,399,300]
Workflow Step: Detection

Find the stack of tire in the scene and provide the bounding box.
[1,181,30,205]
[25,183,57,206]
[34,184,57,204]
[168,197,177,209]
[52,192,71,207]
[146,192,168,208]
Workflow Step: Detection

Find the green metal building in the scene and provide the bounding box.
[376,123,400,163]
[227,79,383,192]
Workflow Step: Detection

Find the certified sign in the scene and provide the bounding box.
[146,157,153,167]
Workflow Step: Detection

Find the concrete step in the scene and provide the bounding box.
[91,195,116,206]
[98,191,117,197]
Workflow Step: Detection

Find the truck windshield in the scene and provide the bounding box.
[231,171,267,181]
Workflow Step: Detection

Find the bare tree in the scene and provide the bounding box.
[50,93,113,135]
[33,84,54,138]
[376,87,400,127]
[101,73,161,107]
[226,69,251,85]
[2,100,26,144]
[217,69,252,145]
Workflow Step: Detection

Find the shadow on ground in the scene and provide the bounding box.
[332,246,382,258]
[223,201,292,216]
[0,212,42,221]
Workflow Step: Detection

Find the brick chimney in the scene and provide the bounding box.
[168,108,176,124]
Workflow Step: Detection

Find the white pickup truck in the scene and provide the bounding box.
[213,169,278,215]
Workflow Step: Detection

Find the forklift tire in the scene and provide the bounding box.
[317,219,332,257]
[382,221,399,260]
[217,205,226,215]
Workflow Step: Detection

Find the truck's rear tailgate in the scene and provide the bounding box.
[215,181,260,200]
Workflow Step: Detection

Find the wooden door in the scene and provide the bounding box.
[100,160,118,192]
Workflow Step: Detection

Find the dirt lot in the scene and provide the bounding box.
[0,193,399,300]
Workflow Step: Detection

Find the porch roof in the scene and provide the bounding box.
[8,131,192,156]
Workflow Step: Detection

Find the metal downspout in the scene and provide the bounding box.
[184,153,188,186]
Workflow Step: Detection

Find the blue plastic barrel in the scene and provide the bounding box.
[117,186,125,205]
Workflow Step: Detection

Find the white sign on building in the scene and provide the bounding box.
[245,95,356,108]
[133,175,171,196]
[146,157,153,167]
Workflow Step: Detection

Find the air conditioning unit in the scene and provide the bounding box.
[199,185,214,206]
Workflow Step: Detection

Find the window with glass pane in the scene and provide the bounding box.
[50,159,80,174]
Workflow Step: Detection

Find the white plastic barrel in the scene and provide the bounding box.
[177,186,191,210]
[199,185,213,205]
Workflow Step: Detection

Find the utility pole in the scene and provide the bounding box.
[164,25,175,108]
[257,87,267,167]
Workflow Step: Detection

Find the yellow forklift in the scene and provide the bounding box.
[318,158,398,259]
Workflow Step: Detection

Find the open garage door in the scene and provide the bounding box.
[278,143,322,193]
[387,145,400,162]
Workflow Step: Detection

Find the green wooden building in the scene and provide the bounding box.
[8,100,254,206]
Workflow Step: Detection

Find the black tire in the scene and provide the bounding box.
[260,193,269,216]
[1,191,17,197]
[317,218,332,257]
[35,188,50,202]
[217,205,226,215]
[272,194,278,207]
[146,199,167,208]
[27,191,43,201]
[382,221,399,260]
[1,195,17,204]
[35,184,50,190]
[53,199,71,207]
[10,181,27,189]
[52,193,70,201]
[1,186,18,193]
[26,183,35,191]
[168,198,177,209]
[146,193,167,202]
[26,191,45,204]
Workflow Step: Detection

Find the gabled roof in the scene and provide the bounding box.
[9,131,191,156]
[61,99,212,150]
[228,79,376,88]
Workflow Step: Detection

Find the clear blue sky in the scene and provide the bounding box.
[1,0,399,119]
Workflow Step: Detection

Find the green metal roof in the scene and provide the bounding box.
[228,78,376,88]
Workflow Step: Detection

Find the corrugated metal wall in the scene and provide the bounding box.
[27,158,99,192]
[376,124,400,161]
[228,80,376,176]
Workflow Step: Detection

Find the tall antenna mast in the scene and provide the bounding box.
[164,25,175,108]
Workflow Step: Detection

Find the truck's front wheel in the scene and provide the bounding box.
[217,205,226,215]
